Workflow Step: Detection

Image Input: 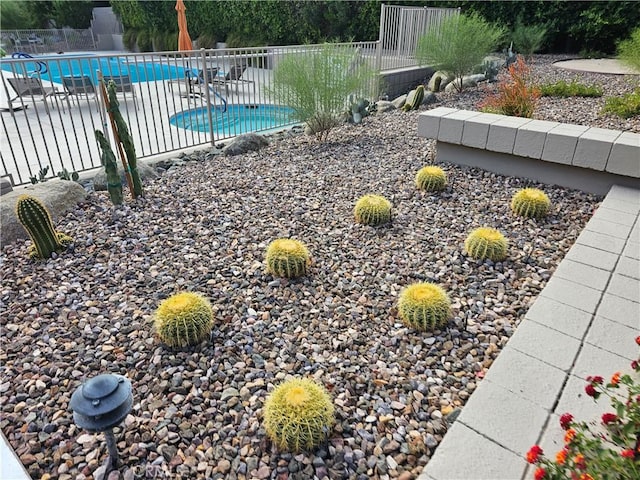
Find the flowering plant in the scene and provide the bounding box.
[526,336,640,479]
[478,55,540,118]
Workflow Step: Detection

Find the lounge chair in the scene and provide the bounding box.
[62,75,99,110]
[103,74,138,108]
[210,63,252,94]
[6,76,66,113]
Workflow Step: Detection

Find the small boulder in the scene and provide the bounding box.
[92,161,158,192]
[427,71,453,92]
[223,133,269,156]
[391,94,407,109]
[375,100,396,114]
[422,91,438,105]
[0,180,87,247]
[444,74,487,92]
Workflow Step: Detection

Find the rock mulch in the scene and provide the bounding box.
[0,54,617,480]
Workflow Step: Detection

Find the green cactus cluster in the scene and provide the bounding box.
[464,227,508,261]
[15,194,73,259]
[154,292,214,348]
[415,166,447,192]
[265,239,311,278]
[263,377,335,452]
[354,194,392,226]
[402,85,425,111]
[398,282,451,332]
[95,130,123,206]
[511,188,551,219]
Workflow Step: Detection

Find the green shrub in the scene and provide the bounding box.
[265,239,311,278]
[539,80,602,97]
[123,29,138,52]
[416,13,505,92]
[263,377,335,452]
[397,283,451,332]
[136,29,153,52]
[266,43,377,141]
[617,27,640,72]
[196,32,217,49]
[511,21,547,57]
[154,292,214,348]
[602,89,640,118]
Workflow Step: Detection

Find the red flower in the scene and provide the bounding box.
[584,384,598,398]
[534,467,546,480]
[632,360,639,370]
[564,428,576,444]
[574,453,586,469]
[635,335,640,345]
[580,475,594,480]
[621,449,635,458]
[556,448,568,465]
[591,376,603,384]
[559,413,573,430]
[527,445,544,463]
[610,372,621,386]
[601,412,618,424]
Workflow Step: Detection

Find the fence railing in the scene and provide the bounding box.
[378,4,460,70]
[0,42,382,186]
[1,29,97,55]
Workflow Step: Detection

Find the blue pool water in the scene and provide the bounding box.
[2,54,188,84]
[170,104,296,136]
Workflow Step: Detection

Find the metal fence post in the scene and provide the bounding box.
[202,49,216,147]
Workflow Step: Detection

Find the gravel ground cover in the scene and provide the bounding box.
[0,54,633,480]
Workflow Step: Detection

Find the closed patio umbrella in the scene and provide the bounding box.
[176,0,195,95]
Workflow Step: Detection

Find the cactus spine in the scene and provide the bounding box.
[354,194,392,226]
[263,377,335,452]
[415,166,447,192]
[464,227,508,261]
[398,282,451,332]
[402,85,425,111]
[15,195,72,259]
[95,130,123,206]
[154,292,214,348]
[265,239,311,278]
[107,81,143,197]
[511,188,551,219]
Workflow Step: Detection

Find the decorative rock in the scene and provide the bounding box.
[92,161,158,192]
[391,95,407,109]
[427,71,453,92]
[375,101,396,114]
[223,133,269,156]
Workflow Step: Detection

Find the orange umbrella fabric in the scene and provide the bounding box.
[176,0,192,52]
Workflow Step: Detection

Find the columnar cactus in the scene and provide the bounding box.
[95,130,123,206]
[402,85,425,111]
[511,188,551,219]
[398,282,451,332]
[415,166,447,192]
[354,194,392,226]
[265,239,311,278]
[464,227,508,261]
[154,292,214,348]
[15,194,73,259]
[263,377,335,452]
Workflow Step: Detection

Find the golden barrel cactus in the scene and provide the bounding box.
[265,239,311,278]
[511,188,551,219]
[263,377,335,452]
[415,166,447,192]
[154,292,214,348]
[464,227,508,261]
[398,282,451,332]
[354,194,392,226]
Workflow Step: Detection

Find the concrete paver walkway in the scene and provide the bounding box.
[420,184,640,480]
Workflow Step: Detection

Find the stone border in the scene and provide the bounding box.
[417,108,640,195]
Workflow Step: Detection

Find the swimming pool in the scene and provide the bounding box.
[170,104,296,136]
[2,53,188,85]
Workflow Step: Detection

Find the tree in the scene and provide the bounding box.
[266,43,378,141]
[52,0,93,29]
[618,28,640,72]
[0,1,35,29]
[416,13,505,91]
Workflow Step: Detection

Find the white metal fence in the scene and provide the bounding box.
[1,29,97,55]
[377,4,460,70]
[1,43,381,186]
